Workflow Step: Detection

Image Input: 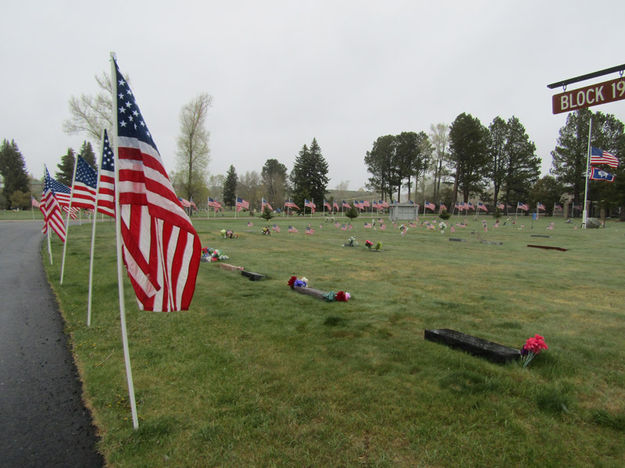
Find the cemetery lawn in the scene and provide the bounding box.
[43,215,625,467]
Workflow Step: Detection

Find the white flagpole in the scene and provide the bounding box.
[47,229,53,265]
[111,53,139,429]
[60,155,79,285]
[87,130,106,327]
[582,114,593,228]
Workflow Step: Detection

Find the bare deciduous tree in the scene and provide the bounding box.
[63,71,114,142]
[176,93,212,202]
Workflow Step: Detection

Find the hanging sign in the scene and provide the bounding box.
[552,76,625,114]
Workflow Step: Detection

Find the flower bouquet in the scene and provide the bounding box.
[520,334,548,368]
[288,276,350,302]
[344,236,358,247]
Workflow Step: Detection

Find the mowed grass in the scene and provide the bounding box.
[43,214,625,467]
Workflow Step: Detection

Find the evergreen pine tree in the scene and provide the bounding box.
[0,139,30,209]
[223,165,237,208]
[56,148,76,186]
[78,141,97,168]
[290,138,329,212]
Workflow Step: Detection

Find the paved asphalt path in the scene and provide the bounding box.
[0,221,103,467]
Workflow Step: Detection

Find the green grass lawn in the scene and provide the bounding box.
[43,214,625,467]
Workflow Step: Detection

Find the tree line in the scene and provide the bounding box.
[2,69,624,217]
[364,110,625,216]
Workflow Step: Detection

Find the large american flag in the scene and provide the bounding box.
[113,59,201,312]
[517,202,529,211]
[71,156,97,210]
[590,147,619,168]
[97,130,116,218]
[41,167,67,242]
[261,197,273,211]
[236,197,249,211]
[304,199,316,212]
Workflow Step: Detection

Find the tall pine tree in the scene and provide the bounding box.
[290,138,329,212]
[78,140,96,168]
[449,113,489,204]
[56,148,76,186]
[0,139,30,209]
[223,165,237,208]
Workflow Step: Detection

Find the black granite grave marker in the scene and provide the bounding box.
[424,328,520,364]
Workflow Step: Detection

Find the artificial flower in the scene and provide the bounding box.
[520,334,548,368]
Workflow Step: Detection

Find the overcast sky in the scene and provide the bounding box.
[2,0,624,192]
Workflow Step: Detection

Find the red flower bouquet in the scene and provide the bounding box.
[520,334,548,368]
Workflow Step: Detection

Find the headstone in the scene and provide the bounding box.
[531,234,551,238]
[527,244,568,251]
[424,328,520,364]
[480,240,503,245]
[586,217,601,229]
[449,238,466,242]
[241,270,265,281]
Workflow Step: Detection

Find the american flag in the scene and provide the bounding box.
[364,222,371,228]
[261,197,273,211]
[340,224,347,231]
[71,156,98,210]
[424,201,435,211]
[178,197,192,208]
[288,225,298,233]
[236,197,249,211]
[342,200,351,209]
[46,171,72,208]
[590,147,619,168]
[477,202,488,212]
[272,224,281,232]
[284,199,299,210]
[554,204,562,211]
[208,198,222,211]
[517,202,529,211]
[113,59,201,312]
[537,202,546,211]
[455,202,464,212]
[324,200,332,211]
[41,167,67,242]
[467,202,474,211]
[305,225,314,235]
[362,200,370,208]
[31,196,40,208]
[97,130,115,218]
[439,203,447,212]
[304,199,316,212]
[333,201,339,211]
[497,202,505,210]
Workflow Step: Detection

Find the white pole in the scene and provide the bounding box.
[60,155,79,285]
[111,52,139,430]
[582,114,593,228]
[47,229,53,265]
[87,130,106,327]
